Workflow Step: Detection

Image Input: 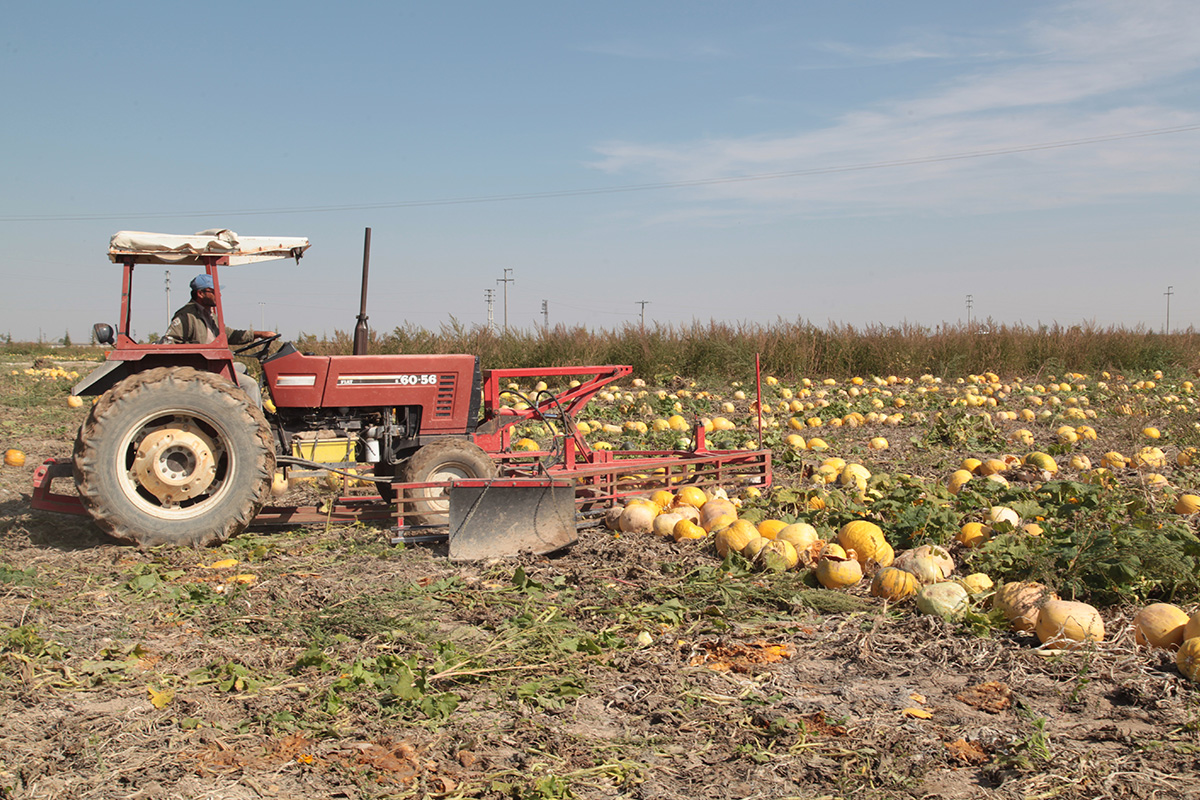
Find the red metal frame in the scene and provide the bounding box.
[106,255,238,383]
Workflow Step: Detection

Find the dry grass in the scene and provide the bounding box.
[286,319,1200,383]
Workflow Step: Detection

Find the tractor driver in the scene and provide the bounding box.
[161,274,275,405]
[162,274,275,347]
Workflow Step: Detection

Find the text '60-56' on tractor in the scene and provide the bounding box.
[32,229,771,559]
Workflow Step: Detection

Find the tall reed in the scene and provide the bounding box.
[290,318,1200,381]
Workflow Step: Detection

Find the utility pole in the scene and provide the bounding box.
[541,299,549,328]
[484,288,496,332]
[1165,285,1174,333]
[966,294,973,331]
[165,271,171,326]
[637,300,650,329]
[497,269,514,333]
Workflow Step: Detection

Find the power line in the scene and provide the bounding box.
[4,124,1198,223]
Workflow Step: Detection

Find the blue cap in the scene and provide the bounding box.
[190,274,215,292]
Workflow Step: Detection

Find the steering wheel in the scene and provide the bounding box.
[233,333,281,359]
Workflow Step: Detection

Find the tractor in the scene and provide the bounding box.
[33,230,772,554]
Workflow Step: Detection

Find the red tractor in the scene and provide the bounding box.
[34,230,771,552]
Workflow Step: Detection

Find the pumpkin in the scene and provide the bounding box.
[603,506,625,531]
[1174,495,1200,515]
[816,551,862,589]
[741,535,770,561]
[946,469,973,495]
[757,540,799,572]
[870,566,919,601]
[986,506,1020,528]
[673,486,708,509]
[837,520,888,565]
[652,512,686,538]
[714,519,758,557]
[270,472,289,497]
[757,519,788,540]
[1185,611,1200,642]
[873,541,895,568]
[650,490,675,510]
[67,395,85,408]
[957,573,994,594]
[619,503,658,534]
[915,582,970,620]
[1133,603,1190,650]
[672,519,707,541]
[4,449,25,467]
[699,498,738,531]
[993,581,1057,633]
[893,545,954,584]
[956,522,992,548]
[775,522,819,552]
[1035,599,1104,649]
[1177,637,1200,683]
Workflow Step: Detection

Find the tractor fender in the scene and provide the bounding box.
[74,355,239,397]
[73,360,132,397]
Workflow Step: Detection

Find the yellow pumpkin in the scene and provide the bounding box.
[870,566,919,601]
[699,498,738,531]
[836,520,888,565]
[956,522,992,548]
[1185,611,1200,642]
[672,519,708,541]
[757,519,788,540]
[775,522,819,552]
[650,490,675,510]
[946,469,973,495]
[1174,495,1200,515]
[757,539,799,572]
[1177,637,1200,682]
[957,573,994,594]
[741,535,770,561]
[1133,603,1190,650]
[673,486,708,509]
[993,581,1057,633]
[1035,599,1104,649]
[713,519,758,558]
[67,395,85,408]
[816,552,862,589]
[4,449,26,467]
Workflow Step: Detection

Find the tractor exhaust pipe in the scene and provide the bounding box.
[353,227,371,355]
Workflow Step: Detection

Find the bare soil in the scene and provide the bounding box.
[0,363,1198,799]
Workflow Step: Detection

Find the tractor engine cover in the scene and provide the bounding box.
[262,345,481,435]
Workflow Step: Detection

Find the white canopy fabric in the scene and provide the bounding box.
[109,229,310,265]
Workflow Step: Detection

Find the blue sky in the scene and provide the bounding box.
[2,1,1198,342]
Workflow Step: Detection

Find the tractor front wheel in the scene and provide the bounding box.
[401,439,497,524]
[73,367,275,547]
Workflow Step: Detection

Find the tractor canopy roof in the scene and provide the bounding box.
[109,229,310,266]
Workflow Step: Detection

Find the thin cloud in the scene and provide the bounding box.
[588,0,1200,219]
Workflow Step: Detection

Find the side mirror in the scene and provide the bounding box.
[93,323,115,345]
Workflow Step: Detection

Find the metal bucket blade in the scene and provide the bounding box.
[448,479,577,560]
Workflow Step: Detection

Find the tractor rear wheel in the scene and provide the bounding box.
[73,367,275,548]
[401,439,497,524]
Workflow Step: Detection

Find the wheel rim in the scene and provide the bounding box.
[115,408,235,521]
[414,462,472,515]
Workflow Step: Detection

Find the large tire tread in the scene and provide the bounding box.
[74,367,275,548]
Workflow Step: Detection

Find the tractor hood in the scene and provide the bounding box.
[109,229,310,265]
